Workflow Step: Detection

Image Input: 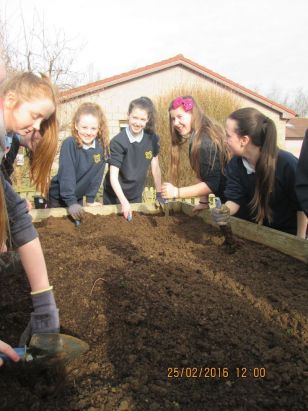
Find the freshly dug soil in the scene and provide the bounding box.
[0,212,307,411]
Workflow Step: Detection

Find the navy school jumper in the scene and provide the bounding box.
[48,136,106,207]
[224,150,300,235]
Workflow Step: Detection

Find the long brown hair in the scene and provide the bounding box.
[2,72,58,195]
[169,96,229,184]
[71,102,110,157]
[229,107,278,224]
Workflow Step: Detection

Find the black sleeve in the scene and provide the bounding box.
[57,138,78,206]
[3,176,37,248]
[279,151,300,211]
[296,131,308,216]
[199,139,222,193]
[108,137,127,168]
[224,157,247,205]
[152,134,160,157]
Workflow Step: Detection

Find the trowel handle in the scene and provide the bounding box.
[0,347,26,361]
[215,198,222,208]
[208,194,222,209]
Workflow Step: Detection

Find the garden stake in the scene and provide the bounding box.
[209,194,236,253]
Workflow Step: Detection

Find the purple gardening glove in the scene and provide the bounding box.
[19,289,60,345]
[68,203,84,220]
[210,204,231,226]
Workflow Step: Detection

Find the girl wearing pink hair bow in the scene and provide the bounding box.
[161,96,229,209]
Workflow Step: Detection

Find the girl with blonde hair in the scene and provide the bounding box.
[0,71,59,364]
[48,102,110,220]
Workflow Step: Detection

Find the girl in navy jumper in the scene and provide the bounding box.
[0,71,59,364]
[103,97,163,220]
[211,107,307,238]
[48,102,110,220]
[161,96,229,209]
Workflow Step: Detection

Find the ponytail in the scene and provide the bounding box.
[229,108,278,223]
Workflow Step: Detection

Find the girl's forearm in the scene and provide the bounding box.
[17,237,50,292]
[296,211,308,239]
[178,182,211,198]
[110,173,128,205]
[225,200,240,216]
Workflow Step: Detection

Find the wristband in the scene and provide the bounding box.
[30,285,53,296]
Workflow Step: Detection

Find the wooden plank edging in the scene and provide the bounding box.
[30,202,161,222]
[180,202,308,264]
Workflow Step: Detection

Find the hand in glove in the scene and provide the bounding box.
[210,204,231,226]
[156,192,168,206]
[19,288,60,345]
[68,203,84,220]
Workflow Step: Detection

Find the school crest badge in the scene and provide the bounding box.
[93,154,101,164]
[145,150,153,160]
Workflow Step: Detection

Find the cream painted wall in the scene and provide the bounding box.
[57,65,288,170]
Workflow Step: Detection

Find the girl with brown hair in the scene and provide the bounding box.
[48,102,110,220]
[211,107,307,237]
[0,70,60,364]
[103,96,164,220]
[161,96,229,208]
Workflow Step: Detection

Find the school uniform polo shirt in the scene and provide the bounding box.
[103,129,160,204]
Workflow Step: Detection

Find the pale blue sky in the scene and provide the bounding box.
[1,0,307,94]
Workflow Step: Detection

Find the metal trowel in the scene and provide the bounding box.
[0,333,89,365]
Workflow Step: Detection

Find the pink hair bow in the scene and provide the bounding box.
[172,96,193,112]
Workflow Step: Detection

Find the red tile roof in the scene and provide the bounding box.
[59,54,296,117]
[286,118,308,139]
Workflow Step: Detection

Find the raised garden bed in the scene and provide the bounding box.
[0,205,307,410]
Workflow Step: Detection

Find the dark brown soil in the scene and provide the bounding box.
[0,212,308,411]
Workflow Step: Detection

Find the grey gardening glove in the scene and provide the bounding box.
[68,203,84,220]
[156,192,168,207]
[19,289,60,345]
[210,204,231,226]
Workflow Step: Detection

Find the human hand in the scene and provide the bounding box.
[121,200,132,221]
[19,288,60,346]
[0,340,20,366]
[210,204,230,226]
[193,203,208,213]
[68,203,84,220]
[156,192,168,206]
[85,201,102,207]
[161,182,178,199]
[0,242,7,253]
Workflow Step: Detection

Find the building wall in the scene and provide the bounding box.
[285,139,304,158]
[57,65,288,167]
